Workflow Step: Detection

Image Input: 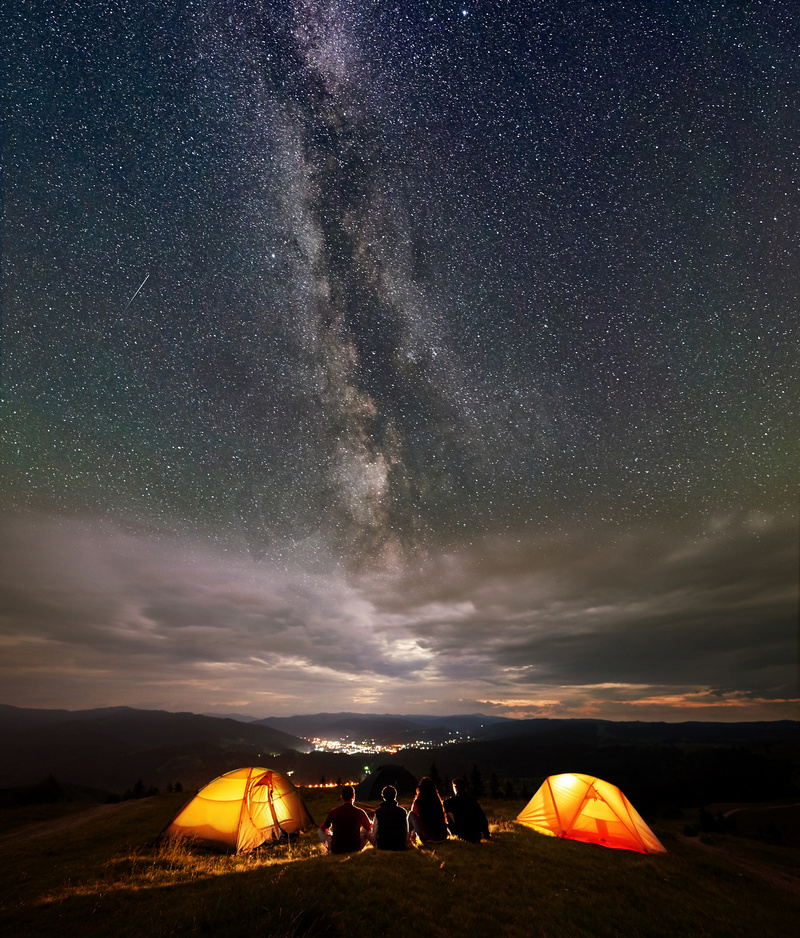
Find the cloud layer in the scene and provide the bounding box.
[1,510,794,720]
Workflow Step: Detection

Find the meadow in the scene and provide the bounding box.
[0,789,798,937]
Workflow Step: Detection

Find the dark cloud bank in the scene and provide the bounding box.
[0,509,794,719]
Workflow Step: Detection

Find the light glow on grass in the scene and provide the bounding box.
[37,835,330,905]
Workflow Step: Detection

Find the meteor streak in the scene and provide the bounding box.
[121,273,150,312]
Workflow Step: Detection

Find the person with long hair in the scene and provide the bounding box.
[408,776,448,844]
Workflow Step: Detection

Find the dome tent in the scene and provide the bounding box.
[355,764,418,801]
[164,767,314,853]
[517,773,666,854]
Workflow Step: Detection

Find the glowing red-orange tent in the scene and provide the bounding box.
[516,773,666,854]
[163,767,314,853]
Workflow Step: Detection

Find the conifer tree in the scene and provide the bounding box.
[470,764,485,798]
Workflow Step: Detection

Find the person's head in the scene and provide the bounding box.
[415,776,444,811]
[381,785,397,803]
[452,777,466,794]
[340,785,355,803]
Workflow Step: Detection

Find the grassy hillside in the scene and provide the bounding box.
[0,791,797,937]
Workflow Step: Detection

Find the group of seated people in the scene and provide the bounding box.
[318,776,490,854]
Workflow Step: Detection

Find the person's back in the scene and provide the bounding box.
[443,777,489,843]
[409,776,448,843]
[319,786,372,854]
[372,786,408,851]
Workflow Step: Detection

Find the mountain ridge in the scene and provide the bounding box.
[2,705,796,805]
[0,704,312,792]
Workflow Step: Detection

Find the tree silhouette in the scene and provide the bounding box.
[470,765,485,798]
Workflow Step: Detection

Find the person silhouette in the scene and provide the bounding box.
[319,785,372,854]
[443,777,490,842]
[371,785,409,851]
[408,776,448,844]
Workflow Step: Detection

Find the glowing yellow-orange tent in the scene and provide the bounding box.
[516,773,666,854]
[163,767,314,853]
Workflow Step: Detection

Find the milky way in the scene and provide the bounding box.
[1,1,797,718]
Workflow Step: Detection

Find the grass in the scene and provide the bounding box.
[0,792,798,937]
[0,800,100,836]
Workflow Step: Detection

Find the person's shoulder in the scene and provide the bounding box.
[320,805,337,824]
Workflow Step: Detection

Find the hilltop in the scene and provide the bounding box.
[0,790,798,937]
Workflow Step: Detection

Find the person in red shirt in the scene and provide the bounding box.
[319,785,372,854]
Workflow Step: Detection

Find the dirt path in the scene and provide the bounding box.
[676,833,800,896]
[722,802,800,818]
[0,799,151,848]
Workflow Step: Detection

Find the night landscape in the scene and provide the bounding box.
[2,1,798,935]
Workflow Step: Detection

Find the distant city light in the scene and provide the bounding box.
[303,781,358,789]
[304,732,468,756]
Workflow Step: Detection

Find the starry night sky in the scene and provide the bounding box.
[2,0,797,720]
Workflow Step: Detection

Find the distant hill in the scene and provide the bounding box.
[254,712,511,745]
[2,705,796,809]
[255,713,799,752]
[475,717,800,746]
[0,705,311,793]
[392,719,800,812]
[201,713,259,723]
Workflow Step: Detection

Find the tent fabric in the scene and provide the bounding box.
[516,773,666,854]
[164,767,314,853]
